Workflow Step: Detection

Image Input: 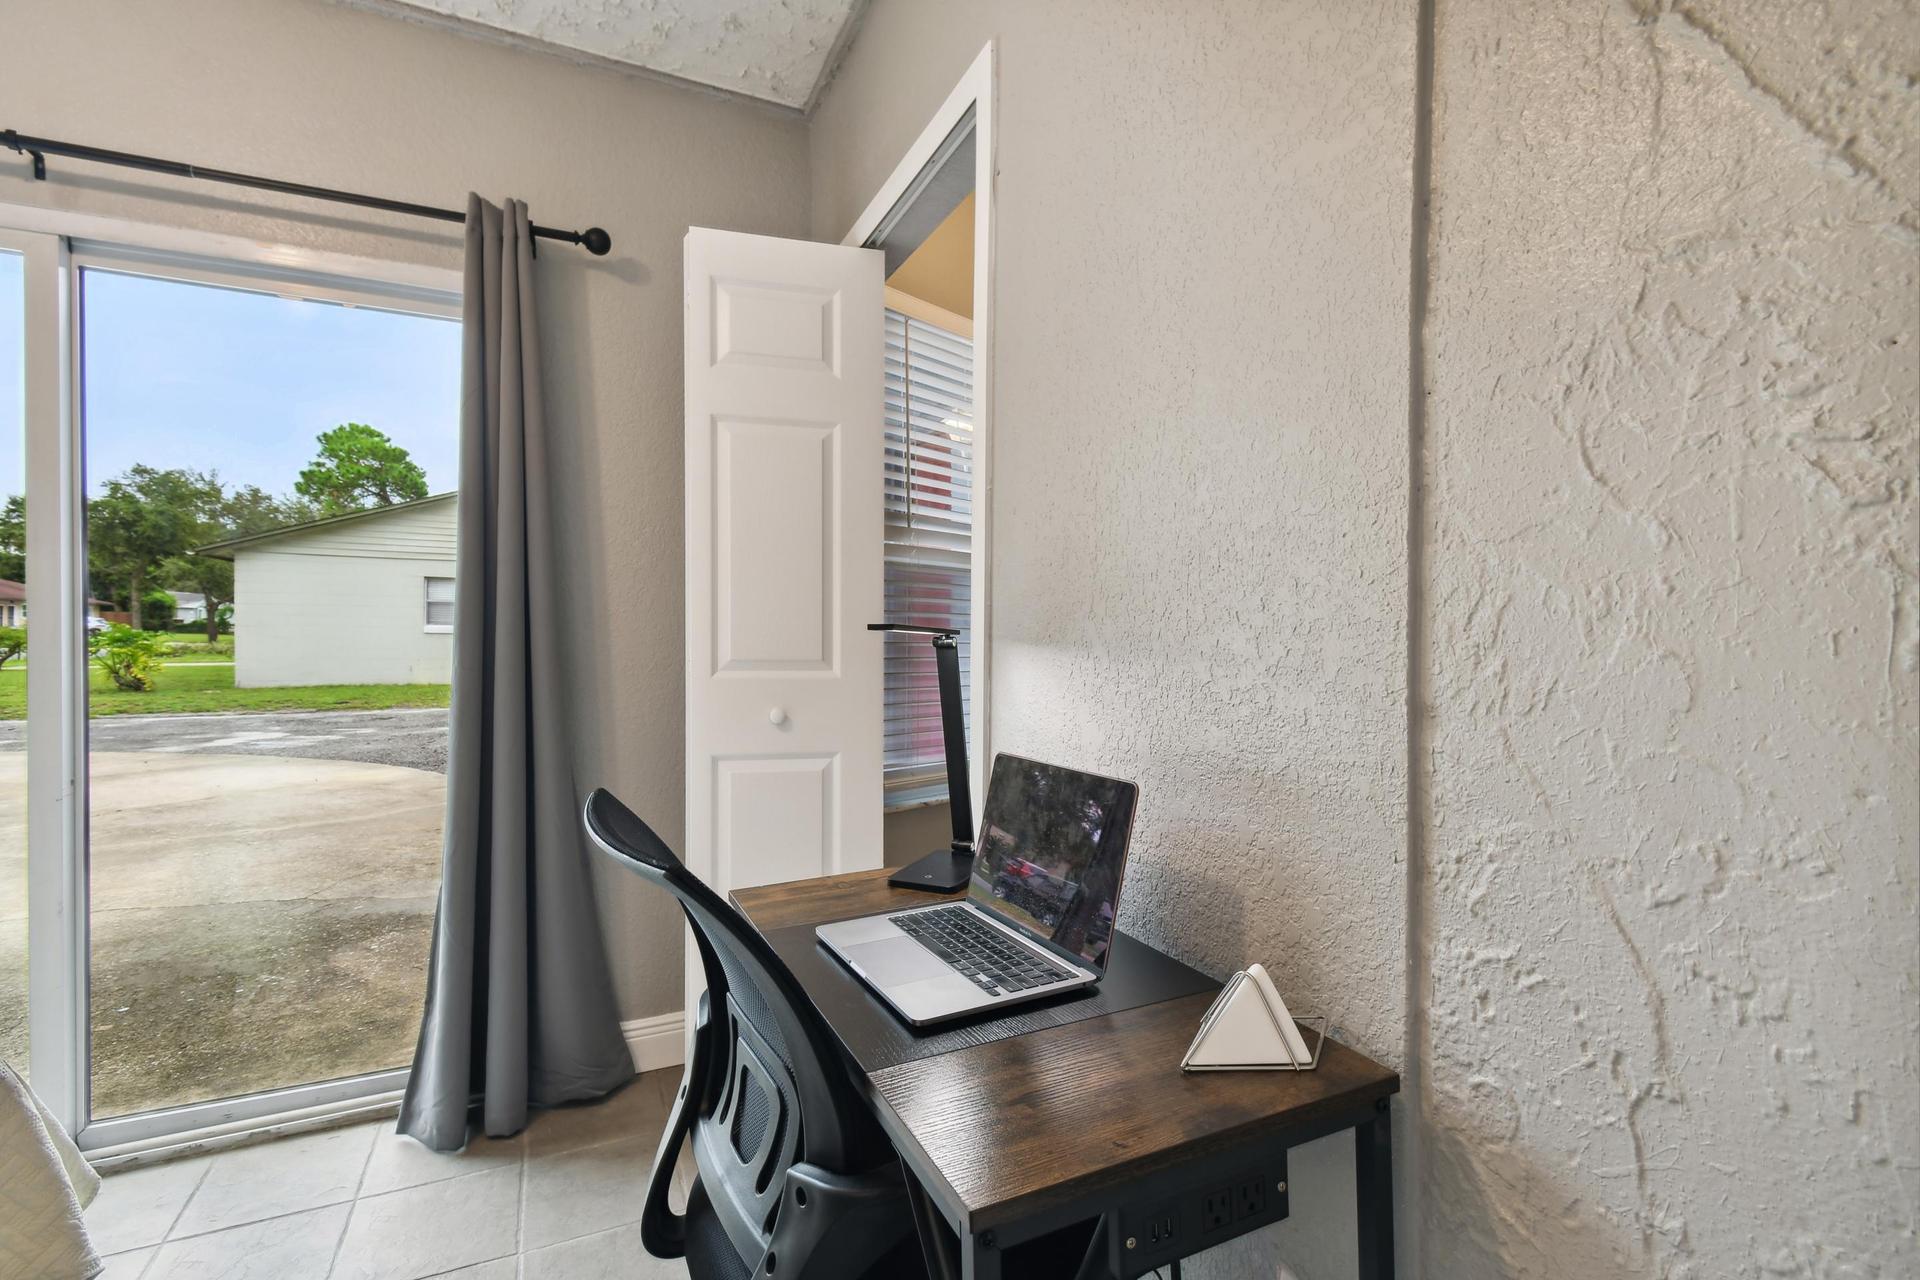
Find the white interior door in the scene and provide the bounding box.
[683,227,885,948]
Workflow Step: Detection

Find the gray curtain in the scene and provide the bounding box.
[399,195,633,1151]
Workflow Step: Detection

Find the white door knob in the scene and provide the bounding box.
[768,706,788,726]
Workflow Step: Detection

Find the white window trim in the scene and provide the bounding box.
[844,42,996,830]
[4,201,459,1155]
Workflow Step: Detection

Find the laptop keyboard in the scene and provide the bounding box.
[891,905,1078,997]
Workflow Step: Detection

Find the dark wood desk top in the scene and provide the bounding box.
[734,866,953,931]
[732,868,1401,1235]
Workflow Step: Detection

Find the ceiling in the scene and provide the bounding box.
[376,0,864,110]
[888,192,974,322]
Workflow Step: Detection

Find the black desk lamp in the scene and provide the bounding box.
[868,623,975,892]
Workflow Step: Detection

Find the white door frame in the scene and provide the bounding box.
[841,41,997,832]
[6,222,85,1136]
[3,200,459,1157]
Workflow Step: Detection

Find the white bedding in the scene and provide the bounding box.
[0,1060,100,1279]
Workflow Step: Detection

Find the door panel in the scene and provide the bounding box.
[715,756,835,891]
[685,229,883,946]
[714,416,835,671]
[711,280,840,373]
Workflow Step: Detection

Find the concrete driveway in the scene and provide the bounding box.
[0,706,449,773]
[0,709,449,1118]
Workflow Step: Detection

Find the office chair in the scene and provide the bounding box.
[582,789,923,1280]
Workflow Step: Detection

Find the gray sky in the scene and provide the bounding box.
[1,255,459,504]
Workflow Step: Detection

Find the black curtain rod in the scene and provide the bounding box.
[3,129,611,256]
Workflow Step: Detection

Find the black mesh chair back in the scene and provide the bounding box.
[583,788,920,1280]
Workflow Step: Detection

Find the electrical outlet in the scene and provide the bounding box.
[1202,1189,1233,1232]
[1234,1177,1266,1221]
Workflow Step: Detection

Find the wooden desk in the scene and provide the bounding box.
[731,868,1400,1280]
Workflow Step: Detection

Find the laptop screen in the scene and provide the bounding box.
[967,754,1138,969]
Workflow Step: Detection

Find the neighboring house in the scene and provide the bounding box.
[171,591,208,624]
[198,493,456,688]
[0,582,113,627]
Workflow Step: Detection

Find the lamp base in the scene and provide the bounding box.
[887,847,975,893]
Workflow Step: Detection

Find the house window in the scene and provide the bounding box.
[883,309,974,801]
[424,576,455,631]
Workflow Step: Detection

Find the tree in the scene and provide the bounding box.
[0,626,23,672]
[140,589,177,631]
[0,495,23,583]
[87,467,216,629]
[293,424,428,515]
[160,483,311,642]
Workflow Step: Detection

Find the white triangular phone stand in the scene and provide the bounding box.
[1181,963,1325,1072]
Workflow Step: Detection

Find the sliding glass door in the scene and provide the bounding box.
[1,245,27,1085]
[7,220,461,1151]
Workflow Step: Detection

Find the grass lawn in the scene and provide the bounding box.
[0,662,449,719]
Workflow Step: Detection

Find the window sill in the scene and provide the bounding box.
[884,776,950,814]
[423,625,453,634]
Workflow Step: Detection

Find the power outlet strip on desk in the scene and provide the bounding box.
[1113,1152,1289,1278]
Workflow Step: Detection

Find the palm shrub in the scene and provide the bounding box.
[0,626,23,672]
[89,623,167,691]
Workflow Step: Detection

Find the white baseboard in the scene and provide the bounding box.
[621,1012,686,1075]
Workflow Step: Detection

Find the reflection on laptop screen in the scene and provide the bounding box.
[967,755,1138,969]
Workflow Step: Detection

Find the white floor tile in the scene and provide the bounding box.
[521,1133,652,1251]
[96,1246,158,1280]
[522,1073,669,1159]
[85,1157,209,1255]
[360,1121,524,1197]
[520,1223,689,1279]
[420,1260,517,1279]
[144,1203,349,1280]
[330,1165,521,1280]
[78,1070,688,1280]
[170,1122,378,1238]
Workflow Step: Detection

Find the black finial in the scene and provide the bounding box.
[580,227,612,256]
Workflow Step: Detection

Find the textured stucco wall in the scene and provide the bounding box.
[811,3,1418,1276]
[0,0,812,1024]
[1420,1,1920,1276]
[819,1,1918,1276]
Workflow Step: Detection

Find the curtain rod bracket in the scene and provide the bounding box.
[2,130,44,180]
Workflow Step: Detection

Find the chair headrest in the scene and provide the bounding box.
[583,788,680,873]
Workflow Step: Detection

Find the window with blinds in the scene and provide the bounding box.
[423,576,455,632]
[883,309,974,798]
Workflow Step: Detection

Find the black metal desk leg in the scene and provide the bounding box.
[962,1230,1003,1280]
[1355,1100,1396,1280]
[903,1170,960,1280]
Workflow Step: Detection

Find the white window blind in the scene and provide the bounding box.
[424,576,455,631]
[883,309,974,793]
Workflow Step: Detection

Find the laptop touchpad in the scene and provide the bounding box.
[847,936,956,984]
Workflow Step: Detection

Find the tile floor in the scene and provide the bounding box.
[83,1067,693,1280]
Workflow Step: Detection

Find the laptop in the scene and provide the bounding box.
[816,753,1138,1027]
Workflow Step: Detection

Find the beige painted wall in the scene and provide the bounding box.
[0,0,812,1023]
[883,799,952,865]
[812,5,1418,1278]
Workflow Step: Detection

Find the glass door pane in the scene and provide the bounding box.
[0,249,25,1078]
[79,264,459,1118]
